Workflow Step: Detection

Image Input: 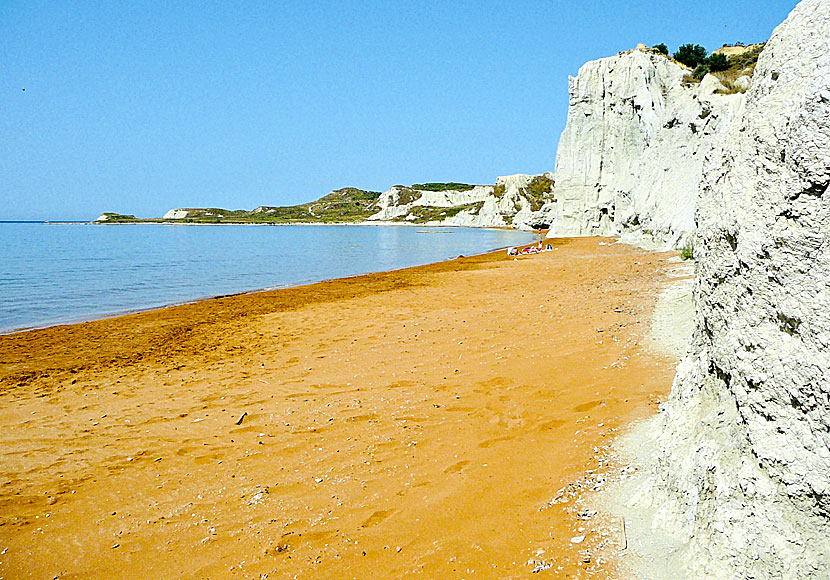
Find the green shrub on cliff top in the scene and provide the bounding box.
[393,202,483,223]
[410,182,475,192]
[707,52,729,72]
[727,44,764,72]
[673,44,708,68]
[525,175,555,212]
[693,64,710,80]
[395,187,422,206]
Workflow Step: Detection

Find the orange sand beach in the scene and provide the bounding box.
[0,237,678,579]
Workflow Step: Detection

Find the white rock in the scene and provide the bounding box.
[698,73,727,96]
[366,174,556,230]
[548,48,743,249]
[163,209,190,219]
[616,1,830,578]
[733,75,752,91]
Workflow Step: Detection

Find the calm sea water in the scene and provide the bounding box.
[0,223,536,332]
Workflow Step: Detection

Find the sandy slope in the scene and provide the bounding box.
[0,237,676,579]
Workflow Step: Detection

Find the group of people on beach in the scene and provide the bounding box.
[507,242,554,256]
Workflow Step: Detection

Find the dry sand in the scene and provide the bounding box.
[0,237,677,579]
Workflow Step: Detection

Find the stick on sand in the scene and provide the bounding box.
[622,516,628,550]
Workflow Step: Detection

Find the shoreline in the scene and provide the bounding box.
[0,237,537,337]
[86,220,532,231]
[0,237,679,579]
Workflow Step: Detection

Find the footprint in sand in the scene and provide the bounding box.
[302,530,335,542]
[535,418,567,432]
[444,460,470,474]
[194,452,224,465]
[478,435,515,448]
[362,509,395,528]
[574,400,603,413]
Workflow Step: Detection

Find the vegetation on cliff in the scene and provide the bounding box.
[96,177,550,228]
[97,212,137,222]
[393,187,423,206]
[391,202,484,223]
[254,187,381,223]
[653,41,765,89]
[525,175,555,211]
[673,43,709,68]
[409,182,476,192]
[98,188,381,224]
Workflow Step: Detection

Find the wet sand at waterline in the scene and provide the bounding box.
[0,237,677,579]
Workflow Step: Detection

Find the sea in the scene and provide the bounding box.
[0,222,537,333]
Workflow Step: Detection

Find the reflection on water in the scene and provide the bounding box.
[0,223,537,331]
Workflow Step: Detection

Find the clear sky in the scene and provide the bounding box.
[2,1,798,220]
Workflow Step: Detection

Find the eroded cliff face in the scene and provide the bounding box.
[367,173,557,230]
[550,48,744,248]
[617,1,830,578]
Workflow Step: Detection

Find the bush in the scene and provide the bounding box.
[727,44,764,72]
[525,175,555,211]
[654,43,669,55]
[395,187,422,205]
[693,64,710,80]
[411,182,475,192]
[673,44,708,68]
[707,52,729,72]
[680,243,694,261]
[714,79,748,95]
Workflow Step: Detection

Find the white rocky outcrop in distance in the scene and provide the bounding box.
[617,1,830,578]
[162,209,190,219]
[155,174,556,228]
[368,184,494,222]
[367,173,556,229]
[549,46,744,248]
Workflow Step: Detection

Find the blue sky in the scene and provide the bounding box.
[2,1,797,220]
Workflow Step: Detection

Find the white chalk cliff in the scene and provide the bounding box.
[615,1,830,578]
[549,46,745,248]
[367,174,557,230]
[155,175,556,228]
[162,209,190,220]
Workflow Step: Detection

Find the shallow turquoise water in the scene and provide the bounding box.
[0,223,536,332]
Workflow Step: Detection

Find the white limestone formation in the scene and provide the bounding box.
[162,209,190,219]
[549,46,744,248]
[367,174,556,230]
[368,184,494,222]
[615,1,830,578]
[733,74,752,92]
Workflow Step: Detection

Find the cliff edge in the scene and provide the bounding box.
[367,174,556,229]
[550,45,744,248]
[128,176,556,229]
[615,1,830,578]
